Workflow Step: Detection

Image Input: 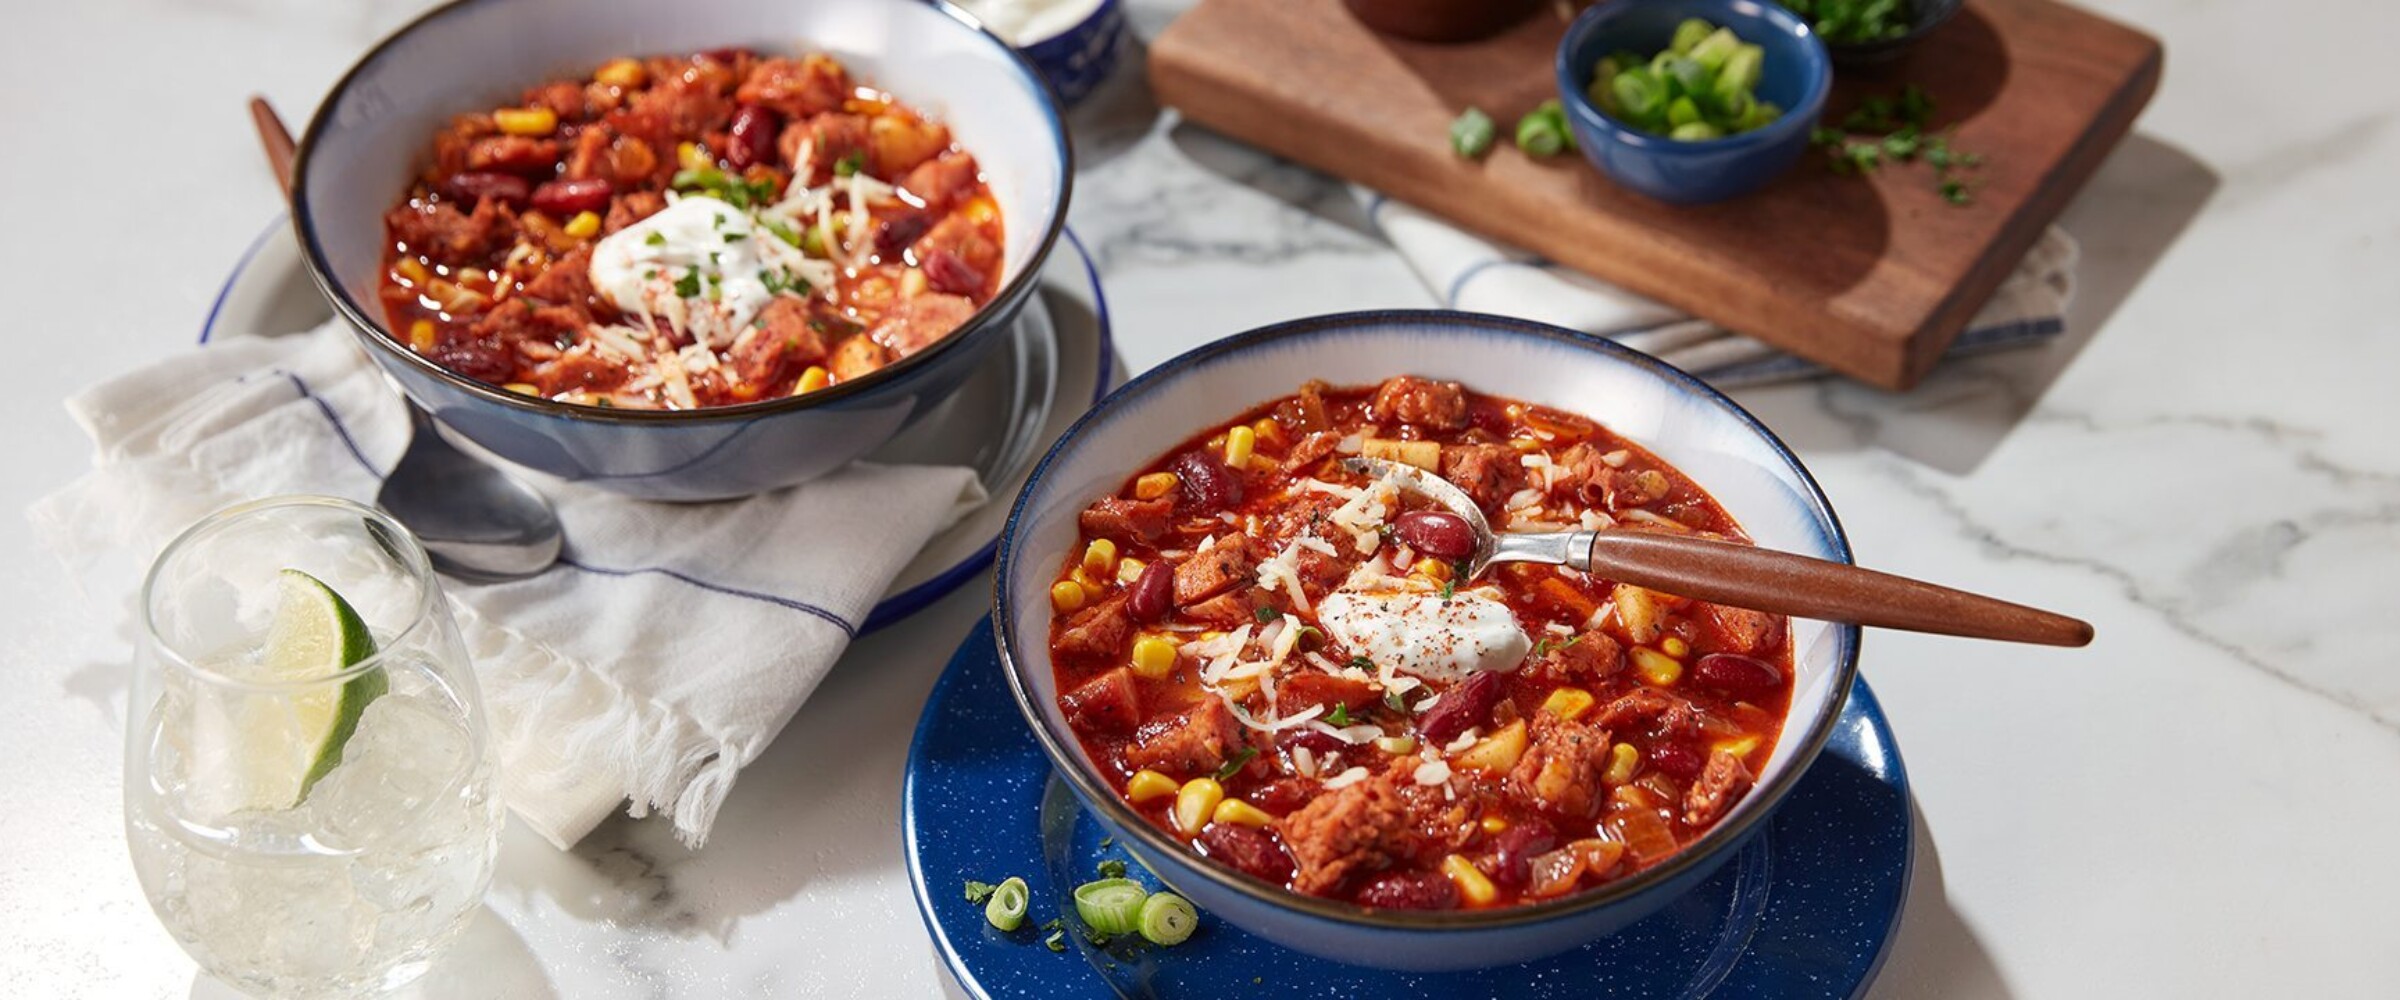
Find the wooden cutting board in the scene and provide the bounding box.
[1149,0,2161,388]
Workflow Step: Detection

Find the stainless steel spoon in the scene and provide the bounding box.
[1344,456,2094,647]
[251,97,563,582]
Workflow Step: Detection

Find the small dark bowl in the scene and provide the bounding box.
[290,0,1071,501]
[1817,0,1964,67]
[1555,0,1831,205]
[1344,0,1547,43]
[1014,0,1129,106]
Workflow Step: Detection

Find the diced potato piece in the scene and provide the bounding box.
[1541,687,1595,721]
[1452,719,1528,773]
[1362,437,1440,471]
[1615,586,1665,644]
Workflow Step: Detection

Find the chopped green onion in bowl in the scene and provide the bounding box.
[1589,18,1782,142]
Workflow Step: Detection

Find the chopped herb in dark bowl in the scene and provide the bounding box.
[1779,0,1962,66]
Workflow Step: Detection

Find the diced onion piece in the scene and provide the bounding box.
[1452,719,1528,773]
[1361,437,1440,471]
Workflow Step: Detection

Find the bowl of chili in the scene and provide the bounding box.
[992,311,1862,970]
[290,0,1070,500]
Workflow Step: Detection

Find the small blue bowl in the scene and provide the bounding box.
[1011,0,1128,107]
[993,311,1862,970]
[1555,0,1831,205]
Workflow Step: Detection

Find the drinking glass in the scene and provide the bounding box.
[125,496,500,997]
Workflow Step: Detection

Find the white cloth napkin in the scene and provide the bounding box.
[30,321,984,849]
[1358,190,2079,386]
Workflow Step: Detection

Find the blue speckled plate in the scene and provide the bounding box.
[903,620,1914,999]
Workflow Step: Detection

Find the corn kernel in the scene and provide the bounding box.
[502,382,540,396]
[677,141,713,172]
[1082,538,1118,575]
[407,319,437,352]
[1661,636,1690,659]
[1251,417,1285,449]
[394,257,430,285]
[1631,647,1683,686]
[1130,636,1179,680]
[1173,778,1225,834]
[1603,743,1640,785]
[1412,558,1453,582]
[1541,687,1596,721]
[1116,557,1147,585]
[1071,566,1105,597]
[494,106,557,136]
[792,366,831,395]
[1441,854,1499,907]
[563,210,601,239]
[1713,735,1761,760]
[594,58,647,88]
[1213,798,1274,828]
[1479,816,1510,834]
[1127,769,1178,803]
[1049,580,1086,612]
[1374,735,1417,756]
[1246,454,1278,474]
[1224,425,1256,468]
[1133,472,1180,500]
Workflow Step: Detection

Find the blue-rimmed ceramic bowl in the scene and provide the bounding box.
[991,311,1864,971]
[1556,0,1830,205]
[959,0,1127,106]
[291,0,1071,501]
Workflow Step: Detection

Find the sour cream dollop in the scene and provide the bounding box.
[588,195,801,347]
[950,0,1105,44]
[1317,587,1530,683]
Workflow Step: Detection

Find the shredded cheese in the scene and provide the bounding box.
[1322,766,1371,790]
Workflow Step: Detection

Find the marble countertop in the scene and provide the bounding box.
[4,0,2393,996]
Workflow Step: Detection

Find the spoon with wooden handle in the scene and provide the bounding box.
[1343,456,2094,647]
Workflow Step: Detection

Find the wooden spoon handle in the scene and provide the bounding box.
[248,96,297,195]
[1581,531,2094,647]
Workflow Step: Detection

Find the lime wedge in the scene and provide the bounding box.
[260,568,387,803]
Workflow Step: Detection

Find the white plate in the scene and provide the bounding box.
[201,218,1114,632]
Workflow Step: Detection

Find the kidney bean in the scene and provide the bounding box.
[531,177,614,216]
[443,171,529,205]
[873,212,933,258]
[1487,817,1558,889]
[1277,728,1345,755]
[1127,560,1176,622]
[1172,450,1243,512]
[1394,509,1476,560]
[726,104,781,170]
[1199,822,1294,885]
[1250,777,1316,815]
[1416,670,1504,746]
[1355,871,1459,910]
[1691,653,1783,700]
[1650,741,1704,780]
[922,248,987,296]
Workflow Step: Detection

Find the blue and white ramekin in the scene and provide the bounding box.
[993,311,1862,970]
[955,0,1127,106]
[291,0,1071,500]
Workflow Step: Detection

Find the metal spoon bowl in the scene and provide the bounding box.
[1344,456,2093,647]
[250,97,562,582]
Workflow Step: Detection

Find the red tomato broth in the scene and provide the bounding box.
[378,48,1004,409]
[1046,377,1793,911]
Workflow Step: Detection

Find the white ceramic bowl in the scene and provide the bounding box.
[993,311,1862,970]
[292,0,1070,499]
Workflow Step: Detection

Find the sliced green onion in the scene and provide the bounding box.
[1214,746,1259,781]
[1449,107,1497,159]
[1688,27,1742,75]
[1073,878,1149,937]
[1670,122,1724,142]
[1612,71,1666,124]
[1670,18,1715,55]
[984,876,1029,931]
[1515,99,1571,158]
[1666,96,1704,128]
[1138,893,1199,946]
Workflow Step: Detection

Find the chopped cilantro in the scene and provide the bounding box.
[964,880,999,903]
[1385,687,1409,714]
[1097,859,1128,880]
[1940,179,1974,205]
[1044,930,1067,953]
[1440,579,1457,602]
[764,219,804,248]
[673,269,702,299]
[1346,655,1373,672]
[834,151,865,177]
[1327,702,1350,726]
[644,231,667,246]
[713,213,727,228]
[1214,747,1258,781]
[1098,836,1114,849]
[1879,127,1922,161]
[1254,606,1282,623]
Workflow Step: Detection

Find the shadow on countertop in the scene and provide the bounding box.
[1731,132,2221,476]
[1863,797,2014,999]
